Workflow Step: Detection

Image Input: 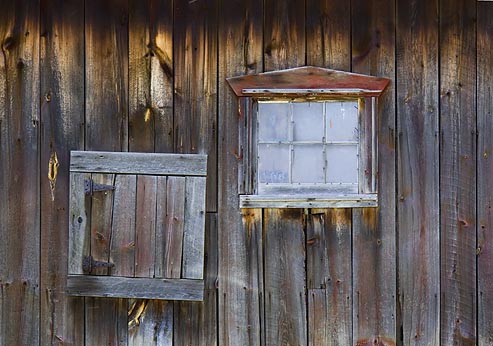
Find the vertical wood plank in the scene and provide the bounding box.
[264,0,305,70]
[306,0,350,70]
[85,2,129,342]
[396,0,440,344]
[90,174,115,275]
[308,289,328,346]
[110,174,137,277]
[352,0,396,344]
[39,0,85,343]
[165,176,186,278]
[440,0,477,344]
[174,0,217,212]
[218,0,263,344]
[0,0,40,344]
[68,173,91,275]
[128,300,173,346]
[135,175,157,278]
[150,0,174,153]
[182,176,207,279]
[264,209,307,346]
[155,176,167,279]
[129,0,153,152]
[478,3,493,345]
[85,0,129,152]
[307,209,352,345]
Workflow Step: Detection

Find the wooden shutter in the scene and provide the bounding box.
[66,151,207,301]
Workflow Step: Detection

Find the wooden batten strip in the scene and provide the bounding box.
[67,275,204,301]
[70,151,207,176]
[239,194,377,208]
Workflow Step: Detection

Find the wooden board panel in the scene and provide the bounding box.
[84,2,129,339]
[67,276,204,301]
[135,175,157,277]
[149,0,174,153]
[240,194,378,209]
[308,209,352,345]
[71,151,208,176]
[128,300,173,346]
[306,0,351,69]
[164,176,186,278]
[264,209,307,346]
[39,0,85,343]
[128,0,174,154]
[440,0,477,344]
[155,176,168,279]
[174,0,218,212]
[218,1,263,343]
[182,177,207,279]
[351,0,396,344]
[110,175,137,276]
[0,0,40,344]
[308,289,328,345]
[264,0,305,70]
[85,0,128,151]
[478,3,493,345]
[396,0,440,344]
[68,173,91,275]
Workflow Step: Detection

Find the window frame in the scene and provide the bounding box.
[227,66,390,209]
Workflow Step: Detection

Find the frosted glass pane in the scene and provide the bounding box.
[292,102,324,141]
[258,144,290,183]
[326,145,358,184]
[325,101,359,142]
[292,145,325,183]
[258,103,289,141]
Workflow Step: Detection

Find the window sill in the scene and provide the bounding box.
[239,193,378,209]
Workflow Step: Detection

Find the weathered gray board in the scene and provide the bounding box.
[67,151,207,301]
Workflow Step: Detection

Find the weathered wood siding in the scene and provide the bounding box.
[0,0,491,345]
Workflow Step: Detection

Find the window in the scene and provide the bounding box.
[227,66,389,208]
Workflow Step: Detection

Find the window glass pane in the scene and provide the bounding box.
[325,101,359,142]
[258,103,290,141]
[326,145,358,184]
[258,144,290,183]
[292,102,324,141]
[292,145,325,183]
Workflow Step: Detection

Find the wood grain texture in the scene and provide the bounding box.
[155,176,168,279]
[182,177,207,279]
[396,0,440,344]
[264,209,307,346]
[478,3,493,345]
[128,300,173,346]
[218,0,263,344]
[164,176,186,278]
[71,151,208,176]
[67,276,204,301]
[174,0,218,212]
[308,289,328,345]
[308,209,352,345]
[39,0,85,343]
[264,0,305,70]
[129,0,174,153]
[352,0,396,344]
[85,0,128,152]
[440,0,477,344]
[135,175,157,277]
[0,0,40,344]
[240,193,378,209]
[306,0,350,69]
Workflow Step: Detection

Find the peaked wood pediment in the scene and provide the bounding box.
[227,66,390,97]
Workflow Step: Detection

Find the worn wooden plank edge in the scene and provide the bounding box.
[66,275,204,301]
[70,151,207,176]
[239,194,377,208]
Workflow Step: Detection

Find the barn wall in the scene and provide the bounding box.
[0,0,491,345]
